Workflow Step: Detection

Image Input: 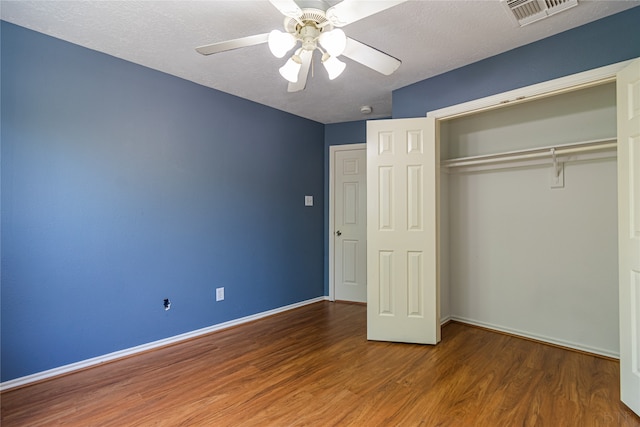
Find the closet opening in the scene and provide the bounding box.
[437,81,619,358]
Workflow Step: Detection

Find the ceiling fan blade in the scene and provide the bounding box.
[269,0,303,19]
[341,37,401,76]
[196,33,269,55]
[288,49,313,92]
[326,0,407,27]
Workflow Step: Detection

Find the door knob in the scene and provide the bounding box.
[336,230,342,236]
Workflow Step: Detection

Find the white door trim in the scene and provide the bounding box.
[329,143,366,302]
[427,59,634,120]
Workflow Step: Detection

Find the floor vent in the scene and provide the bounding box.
[502,0,579,26]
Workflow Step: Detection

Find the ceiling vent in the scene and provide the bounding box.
[502,0,579,27]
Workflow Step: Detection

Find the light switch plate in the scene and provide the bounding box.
[305,195,313,206]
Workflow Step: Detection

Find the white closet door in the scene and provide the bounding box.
[618,58,640,417]
[366,118,440,344]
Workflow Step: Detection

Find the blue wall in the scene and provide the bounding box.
[393,6,640,118]
[1,22,325,382]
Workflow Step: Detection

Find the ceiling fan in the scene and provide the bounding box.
[195,0,406,92]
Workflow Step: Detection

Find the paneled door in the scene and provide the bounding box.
[618,58,640,417]
[333,147,367,302]
[366,118,440,344]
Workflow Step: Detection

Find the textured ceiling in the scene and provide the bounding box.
[1,0,638,123]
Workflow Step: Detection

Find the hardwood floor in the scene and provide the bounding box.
[2,301,639,426]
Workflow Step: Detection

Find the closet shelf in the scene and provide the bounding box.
[441,138,616,169]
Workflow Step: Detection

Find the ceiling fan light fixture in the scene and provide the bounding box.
[196,1,406,93]
[268,30,297,58]
[322,53,346,80]
[279,53,303,83]
[319,28,347,57]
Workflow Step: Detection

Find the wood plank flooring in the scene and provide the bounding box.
[2,301,639,426]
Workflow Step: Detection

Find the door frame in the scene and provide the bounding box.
[426,59,633,121]
[425,57,637,413]
[329,143,366,302]
[427,58,634,330]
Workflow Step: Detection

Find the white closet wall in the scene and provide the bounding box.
[441,83,619,357]
[439,171,451,323]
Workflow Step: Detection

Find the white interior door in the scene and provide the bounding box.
[366,117,440,344]
[618,57,640,417]
[334,147,367,302]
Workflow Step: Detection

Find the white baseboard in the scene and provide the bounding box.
[0,296,326,391]
[450,315,619,359]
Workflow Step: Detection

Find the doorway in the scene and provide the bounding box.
[329,144,367,302]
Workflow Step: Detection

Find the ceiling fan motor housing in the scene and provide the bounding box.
[285,8,333,51]
[284,8,329,31]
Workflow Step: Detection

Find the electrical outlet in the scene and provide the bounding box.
[216,287,224,301]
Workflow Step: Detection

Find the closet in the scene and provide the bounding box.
[437,80,619,358]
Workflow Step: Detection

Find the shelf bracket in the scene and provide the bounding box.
[551,148,559,177]
[550,148,564,188]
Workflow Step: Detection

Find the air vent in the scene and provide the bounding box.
[502,0,578,27]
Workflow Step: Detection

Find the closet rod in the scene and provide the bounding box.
[442,138,616,169]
